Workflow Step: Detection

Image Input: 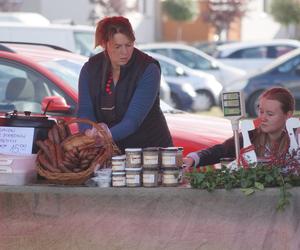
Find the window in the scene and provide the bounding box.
[0,60,74,114]
[171,49,212,70]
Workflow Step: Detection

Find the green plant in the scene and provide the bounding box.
[185,164,296,211]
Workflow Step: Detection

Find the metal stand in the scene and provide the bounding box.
[231,120,240,163]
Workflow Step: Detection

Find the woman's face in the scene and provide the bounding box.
[105,33,134,68]
[258,97,292,136]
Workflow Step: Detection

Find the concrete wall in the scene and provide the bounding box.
[1,185,300,250]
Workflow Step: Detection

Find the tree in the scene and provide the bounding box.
[202,0,249,41]
[162,0,199,40]
[0,0,22,11]
[270,0,300,38]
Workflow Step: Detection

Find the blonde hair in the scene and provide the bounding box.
[95,16,135,48]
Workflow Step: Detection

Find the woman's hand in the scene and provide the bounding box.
[183,157,195,168]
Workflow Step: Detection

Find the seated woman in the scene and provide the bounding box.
[183,87,300,174]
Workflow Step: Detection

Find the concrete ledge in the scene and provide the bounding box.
[0,185,300,250]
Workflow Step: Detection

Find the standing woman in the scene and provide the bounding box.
[77,16,173,152]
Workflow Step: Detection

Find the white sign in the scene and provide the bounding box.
[0,126,34,155]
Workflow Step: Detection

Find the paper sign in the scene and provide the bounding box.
[0,126,34,155]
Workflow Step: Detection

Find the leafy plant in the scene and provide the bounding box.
[185,164,297,211]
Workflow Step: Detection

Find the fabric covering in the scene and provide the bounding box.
[0,186,299,250]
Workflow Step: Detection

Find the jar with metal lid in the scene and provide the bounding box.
[112,171,126,187]
[143,147,159,169]
[111,155,126,172]
[161,147,178,168]
[220,157,235,168]
[142,168,159,187]
[176,147,184,168]
[125,148,142,168]
[125,167,142,187]
[162,168,179,187]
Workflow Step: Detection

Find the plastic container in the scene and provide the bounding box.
[162,168,179,187]
[125,148,142,168]
[142,168,159,187]
[112,171,126,187]
[111,155,126,171]
[161,147,178,168]
[0,154,37,185]
[143,147,159,169]
[93,168,112,187]
[125,167,142,187]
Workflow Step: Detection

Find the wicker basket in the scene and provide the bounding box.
[36,118,118,185]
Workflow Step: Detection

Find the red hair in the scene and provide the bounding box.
[95,16,135,48]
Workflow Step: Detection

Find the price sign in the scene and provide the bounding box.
[0,126,34,155]
[222,91,245,119]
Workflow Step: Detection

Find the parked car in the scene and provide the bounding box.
[0,42,232,154]
[167,80,196,111]
[192,40,236,56]
[225,48,300,117]
[138,42,246,87]
[148,52,223,111]
[214,39,300,73]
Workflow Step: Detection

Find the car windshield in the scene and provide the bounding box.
[40,59,85,90]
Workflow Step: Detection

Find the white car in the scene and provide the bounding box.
[214,39,300,73]
[138,42,246,87]
[147,52,223,111]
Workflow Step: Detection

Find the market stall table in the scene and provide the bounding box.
[0,185,300,250]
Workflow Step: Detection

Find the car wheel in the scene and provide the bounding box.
[194,90,214,111]
[247,90,263,117]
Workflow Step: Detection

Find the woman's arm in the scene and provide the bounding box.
[110,63,160,141]
[185,136,237,167]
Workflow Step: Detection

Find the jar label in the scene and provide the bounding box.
[128,155,141,165]
[126,174,140,184]
[143,155,158,165]
[163,176,178,184]
[112,178,126,187]
[143,174,155,183]
[162,156,176,165]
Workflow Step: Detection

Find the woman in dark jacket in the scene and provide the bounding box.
[77,16,173,152]
[183,87,300,172]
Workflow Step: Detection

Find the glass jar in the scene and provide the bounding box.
[142,168,159,187]
[111,155,126,172]
[112,171,126,187]
[125,148,142,168]
[220,157,235,168]
[143,147,159,169]
[161,147,178,168]
[125,167,142,187]
[162,168,179,187]
[176,147,184,168]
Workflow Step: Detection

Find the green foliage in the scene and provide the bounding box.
[270,0,300,26]
[162,0,198,22]
[185,164,297,211]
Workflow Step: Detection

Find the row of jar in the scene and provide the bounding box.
[93,167,181,188]
[112,147,184,170]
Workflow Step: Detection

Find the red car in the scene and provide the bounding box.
[0,42,232,155]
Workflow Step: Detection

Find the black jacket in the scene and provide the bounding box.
[86,48,173,152]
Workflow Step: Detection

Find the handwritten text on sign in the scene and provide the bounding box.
[0,127,34,155]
